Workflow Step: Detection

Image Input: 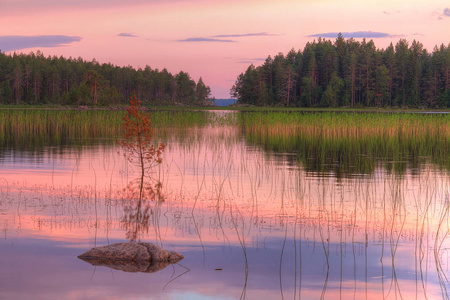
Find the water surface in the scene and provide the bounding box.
[0,110,449,299]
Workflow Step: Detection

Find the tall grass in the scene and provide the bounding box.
[0,109,237,151]
[0,109,124,150]
[239,112,450,176]
[3,109,450,177]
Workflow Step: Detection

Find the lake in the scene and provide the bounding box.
[0,109,449,299]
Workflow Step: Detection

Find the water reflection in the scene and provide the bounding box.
[0,110,449,299]
[240,111,450,177]
[121,177,164,242]
[78,255,175,273]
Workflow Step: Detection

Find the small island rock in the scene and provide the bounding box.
[78,242,183,263]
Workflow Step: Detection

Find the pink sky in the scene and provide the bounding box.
[1,0,449,98]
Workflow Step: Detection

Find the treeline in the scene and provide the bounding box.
[0,51,211,106]
[231,35,450,108]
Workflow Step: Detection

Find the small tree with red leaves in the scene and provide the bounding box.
[120,92,165,177]
[120,93,165,242]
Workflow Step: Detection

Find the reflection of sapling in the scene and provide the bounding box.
[120,93,165,242]
[120,92,165,176]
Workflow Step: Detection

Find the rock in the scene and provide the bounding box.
[78,242,184,272]
[78,257,172,273]
[78,243,151,261]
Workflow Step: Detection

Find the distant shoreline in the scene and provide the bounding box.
[2,104,450,114]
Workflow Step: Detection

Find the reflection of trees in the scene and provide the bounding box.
[121,175,163,242]
[240,112,450,178]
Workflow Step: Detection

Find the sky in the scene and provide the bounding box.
[0,0,449,99]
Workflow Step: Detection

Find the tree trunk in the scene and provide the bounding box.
[351,66,355,107]
[366,60,369,106]
[287,73,291,106]
[94,78,97,104]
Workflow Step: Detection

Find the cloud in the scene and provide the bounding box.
[432,8,449,20]
[118,33,138,37]
[389,34,406,38]
[212,32,277,38]
[444,8,450,17]
[178,37,235,42]
[178,32,277,43]
[0,35,81,52]
[237,57,266,64]
[383,10,400,15]
[308,31,393,39]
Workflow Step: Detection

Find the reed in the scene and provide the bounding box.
[0,109,124,150]
[3,109,450,176]
[0,109,237,151]
[240,112,450,176]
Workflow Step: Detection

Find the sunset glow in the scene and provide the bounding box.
[1,0,449,98]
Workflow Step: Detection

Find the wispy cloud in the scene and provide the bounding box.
[237,57,266,64]
[0,35,81,52]
[308,31,394,38]
[444,8,450,17]
[383,10,400,15]
[432,8,450,20]
[178,37,235,42]
[213,32,277,38]
[178,32,278,43]
[118,33,138,37]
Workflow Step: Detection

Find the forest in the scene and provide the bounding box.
[231,35,450,108]
[0,50,212,106]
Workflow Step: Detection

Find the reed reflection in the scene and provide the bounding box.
[121,176,163,242]
[240,111,450,177]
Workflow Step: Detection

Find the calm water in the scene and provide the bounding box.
[0,111,449,300]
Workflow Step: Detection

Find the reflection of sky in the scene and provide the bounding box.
[0,236,446,300]
[0,125,449,299]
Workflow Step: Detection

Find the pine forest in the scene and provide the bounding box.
[231,35,450,108]
[0,50,211,106]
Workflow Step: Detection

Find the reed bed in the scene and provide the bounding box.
[0,109,124,150]
[3,109,450,176]
[240,111,450,138]
[0,109,237,151]
[239,112,450,176]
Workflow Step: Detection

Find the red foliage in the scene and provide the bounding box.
[120,92,165,175]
